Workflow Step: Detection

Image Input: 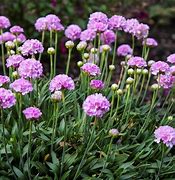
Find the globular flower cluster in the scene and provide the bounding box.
[80,29,96,42]
[10,78,33,95]
[0,88,16,109]
[150,61,170,75]
[6,54,24,68]
[10,25,24,35]
[108,15,126,31]
[170,66,175,75]
[0,32,15,44]
[0,16,11,29]
[23,107,42,120]
[81,63,101,76]
[127,56,147,68]
[0,75,10,87]
[18,58,43,79]
[90,80,104,90]
[34,17,48,32]
[167,54,175,64]
[143,38,158,47]
[117,44,133,57]
[154,125,175,148]
[83,93,110,117]
[100,30,116,45]
[159,74,175,89]
[20,39,44,56]
[65,24,82,41]
[49,74,75,92]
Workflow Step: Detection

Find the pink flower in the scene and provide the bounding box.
[35,17,48,32]
[80,29,96,42]
[109,129,119,136]
[10,78,33,95]
[117,44,133,56]
[108,15,126,31]
[127,56,147,68]
[23,107,42,120]
[167,54,175,64]
[81,63,101,76]
[6,55,25,68]
[0,16,11,29]
[18,58,43,79]
[65,24,81,41]
[100,30,116,45]
[0,75,10,87]
[49,74,75,92]
[159,74,175,89]
[10,25,24,35]
[170,66,175,75]
[134,23,149,40]
[90,80,104,90]
[0,32,15,44]
[16,33,26,43]
[124,18,139,34]
[143,38,158,47]
[150,61,170,75]
[0,88,16,109]
[83,93,110,117]
[154,125,175,148]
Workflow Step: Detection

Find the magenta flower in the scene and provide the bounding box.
[154,125,175,148]
[0,75,10,87]
[80,29,96,42]
[167,54,175,64]
[124,18,139,34]
[10,78,33,95]
[143,38,158,47]
[158,74,175,89]
[18,58,43,79]
[20,39,44,56]
[0,16,11,29]
[108,15,126,31]
[16,33,26,43]
[0,32,15,44]
[127,56,147,68]
[34,17,48,32]
[90,80,104,90]
[170,66,175,75]
[134,23,149,40]
[65,24,81,41]
[117,44,133,57]
[83,93,110,117]
[150,61,170,75]
[0,88,16,109]
[10,25,24,35]
[49,74,75,92]
[23,107,42,120]
[6,55,24,68]
[81,63,101,76]
[100,30,115,45]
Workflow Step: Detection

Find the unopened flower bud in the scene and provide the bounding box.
[47,47,55,55]
[128,68,134,75]
[168,116,173,121]
[121,61,126,66]
[65,40,74,49]
[12,71,18,79]
[109,129,119,137]
[126,77,134,84]
[51,91,62,102]
[126,54,132,60]
[10,50,16,55]
[77,61,83,67]
[109,65,115,71]
[151,83,159,90]
[101,44,111,52]
[125,84,130,90]
[77,41,87,51]
[91,48,97,54]
[83,53,89,60]
[13,39,20,45]
[116,89,123,95]
[148,60,155,67]
[5,41,15,49]
[142,69,148,75]
[111,83,119,91]
[136,68,142,74]
[17,47,22,53]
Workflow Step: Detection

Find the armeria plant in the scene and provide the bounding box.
[0,12,175,179]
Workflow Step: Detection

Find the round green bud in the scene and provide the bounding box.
[136,68,142,74]
[128,68,134,75]
[77,61,83,67]
[51,91,62,102]
[12,71,18,79]
[65,40,74,49]
[10,50,16,55]
[77,41,87,51]
[101,44,111,52]
[126,54,132,60]
[126,77,134,84]
[109,65,115,71]
[111,83,119,91]
[151,83,159,90]
[121,61,126,66]
[142,69,148,75]
[47,47,55,55]
[116,89,123,95]
[83,53,89,60]
[90,48,97,54]
[168,116,173,121]
[5,41,15,49]
[125,84,130,90]
[148,60,155,67]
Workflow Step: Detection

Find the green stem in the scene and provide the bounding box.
[97,33,101,65]
[53,32,58,76]
[132,35,135,52]
[27,121,32,180]
[112,31,117,65]
[50,54,54,79]
[136,74,145,104]
[66,49,72,75]
[39,31,45,61]
[1,29,6,75]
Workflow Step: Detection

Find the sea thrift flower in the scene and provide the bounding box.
[51,91,62,102]
[0,32,15,44]
[170,66,175,75]
[46,14,64,31]
[0,75,10,87]
[134,23,149,39]
[90,80,104,90]
[23,107,42,120]
[100,30,115,45]
[18,58,43,79]
[127,56,147,68]
[87,12,108,32]
[83,93,110,117]
[16,33,26,43]
[143,38,158,47]
[159,74,175,89]
[124,18,139,34]
[10,78,33,95]
[65,24,81,41]
[10,26,24,35]
[0,88,16,109]
[81,63,101,76]
[20,39,44,56]
[6,55,24,68]
[34,17,48,32]
[109,128,119,137]
[108,15,126,31]
[150,61,170,75]
[117,44,133,57]
[80,29,96,42]
[49,74,75,92]
[167,54,175,64]
[0,16,11,29]
[154,125,175,148]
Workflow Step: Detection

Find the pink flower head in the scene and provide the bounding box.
[100,30,116,45]
[23,107,42,120]
[87,12,108,32]
[16,33,26,43]
[134,23,149,40]
[127,56,147,68]
[143,38,158,47]
[10,25,24,35]
[0,88,16,109]
[83,93,110,117]
[65,24,81,41]
[34,17,48,32]
[20,39,44,56]
[158,74,175,89]
[80,29,96,42]
[170,66,175,75]
[0,75,10,87]
[46,14,64,31]
[117,44,133,57]
[108,15,126,31]
[6,55,25,68]
[0,16,11,29]
[18,58,43,79]
[124,18,139,34]
[0,32,15,44]
[10,78,33,95]
[154,125,175,148]
[49,74,75,92]
[81,63,101,76]
[150,61,170,75]
[167,54,175,64]
[90,80,104,90]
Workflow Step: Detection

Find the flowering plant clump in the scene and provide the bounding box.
[0,12,175,180]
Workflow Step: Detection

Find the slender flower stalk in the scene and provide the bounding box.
[53,32,58,76]
[39,31,45,61]
[112,31,117,65]
[27,121,32,180]
[1,29,6,75]
[66,48,72,75]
